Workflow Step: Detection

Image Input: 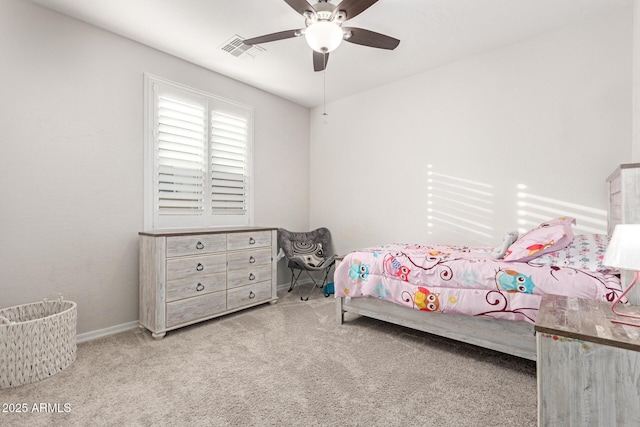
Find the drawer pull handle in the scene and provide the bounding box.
[249,291,256,299]
[249,237,256,245]
[249,256,256,264]
[249,273,255,281]
[196,241,204,250]
[196,263,204,271]
[196,283,205,292]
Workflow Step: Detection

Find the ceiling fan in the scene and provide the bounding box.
[242,0,400,72]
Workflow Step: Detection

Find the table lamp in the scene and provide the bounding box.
[603,224,640,327]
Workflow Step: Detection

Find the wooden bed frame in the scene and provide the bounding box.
[336,292,537,359]
[335,163,640,362]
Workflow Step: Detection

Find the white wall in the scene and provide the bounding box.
[0,0,310,334]
[634,0,640,162]
[310,9,633,255]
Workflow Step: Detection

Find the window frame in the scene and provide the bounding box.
[143,73,254,230]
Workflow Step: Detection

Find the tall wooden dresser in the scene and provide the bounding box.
[606,163,640,234]
[606,163,640,304]
[139,227,278,339]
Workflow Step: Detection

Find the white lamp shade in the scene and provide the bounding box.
[304,21,343,53]
[603,224,640,270]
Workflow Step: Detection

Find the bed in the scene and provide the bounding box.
[334,164,640,361]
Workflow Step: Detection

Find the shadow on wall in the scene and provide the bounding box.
[426,165,607,246]
[426,165,496,246]
[515,186,607,235]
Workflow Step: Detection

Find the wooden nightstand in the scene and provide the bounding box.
[535,295,640,426]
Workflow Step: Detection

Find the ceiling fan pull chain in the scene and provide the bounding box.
[322,52,328,116]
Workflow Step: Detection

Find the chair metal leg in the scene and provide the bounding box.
[288,269,302,292]
[299,270,320,301]
[299,264,334,301]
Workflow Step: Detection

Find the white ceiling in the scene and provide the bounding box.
[28,0,632,108]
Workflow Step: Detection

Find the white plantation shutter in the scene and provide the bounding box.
[210,110,248,215]
[157,96,206,216]
[145,75,253,229]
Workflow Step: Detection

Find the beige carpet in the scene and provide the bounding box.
[1,288,537,426]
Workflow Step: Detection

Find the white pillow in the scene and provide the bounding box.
[531,233,616,272]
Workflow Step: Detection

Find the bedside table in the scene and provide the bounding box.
[535,295,640,426]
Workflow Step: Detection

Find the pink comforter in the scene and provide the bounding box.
[334,243,623,323]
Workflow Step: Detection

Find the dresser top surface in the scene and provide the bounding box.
[619,162,640,169]
[607,162,640,181]
[139,226,276,237]
[535,295,640,352]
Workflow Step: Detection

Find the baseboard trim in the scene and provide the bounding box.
[76,321,139,344]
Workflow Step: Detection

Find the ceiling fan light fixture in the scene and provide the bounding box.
[243,0,400,71]
[304,21,343,53]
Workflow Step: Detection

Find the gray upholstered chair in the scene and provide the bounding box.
[278,227,336,301]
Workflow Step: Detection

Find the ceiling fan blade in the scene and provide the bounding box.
[313,51,329,72]
[336,0,379,20]
[343,27,400,50]
[243,29,302,45]
[284,0,315,16]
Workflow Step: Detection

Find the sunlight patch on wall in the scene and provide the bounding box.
[516,184,607,234]
[427,165,495,245]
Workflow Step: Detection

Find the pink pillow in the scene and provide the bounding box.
[503,217,575,262]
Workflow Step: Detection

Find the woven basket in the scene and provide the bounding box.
[0,297,77,388]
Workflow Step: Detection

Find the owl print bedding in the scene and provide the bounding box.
[334,241,623,324]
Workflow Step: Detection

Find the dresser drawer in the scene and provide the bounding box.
[227,231,271,251]
[166,291,226,328]
[227,248,271,271]
[227,281,271,310]
[166,254,226,281]
[166,234,226,258]
[166,272,226,303]
[227,265,272,289]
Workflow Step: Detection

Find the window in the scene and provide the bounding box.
[144,74,253,229]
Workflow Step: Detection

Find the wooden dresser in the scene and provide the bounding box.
[535,295,640,426]
[606,163,640,234]
[139,227,278,339]
[606,163,640,304]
